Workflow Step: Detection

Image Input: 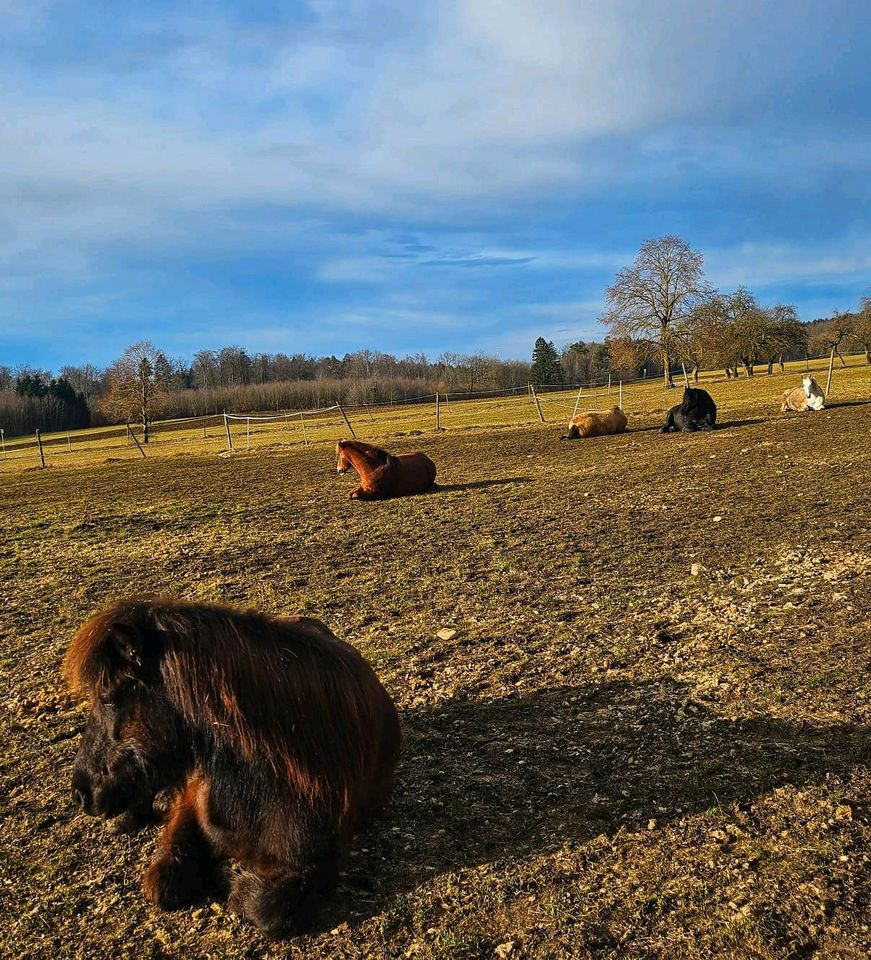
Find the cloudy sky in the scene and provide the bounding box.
[2,0,870,370]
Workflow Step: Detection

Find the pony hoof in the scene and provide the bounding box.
[143,857,206,911]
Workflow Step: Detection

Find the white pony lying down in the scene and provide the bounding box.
[781,375,825,413]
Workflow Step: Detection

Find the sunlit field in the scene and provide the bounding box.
[1,355,867,474]
[1,357,868,959]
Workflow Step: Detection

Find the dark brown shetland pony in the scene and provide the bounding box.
[336,439,437,499]
[64,598,400,938]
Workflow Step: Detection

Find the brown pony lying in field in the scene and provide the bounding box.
[64,598,400,938]
[336,439,437,499]
[563,405,628,440]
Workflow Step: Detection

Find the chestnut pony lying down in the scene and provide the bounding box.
[563,405,628,439]
[336,439,437,499]
[64,598,400,938]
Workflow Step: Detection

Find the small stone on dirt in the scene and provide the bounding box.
[437,628,458,641]
[494,942,515,958]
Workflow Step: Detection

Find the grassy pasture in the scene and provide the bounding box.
[1,355,866,473]
[0,360,869,959]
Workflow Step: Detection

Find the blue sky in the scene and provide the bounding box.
[1,0,870,371]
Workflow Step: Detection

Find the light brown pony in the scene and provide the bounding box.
[563,405,628,440]
[336,439,436,499]
[781,375,825,413]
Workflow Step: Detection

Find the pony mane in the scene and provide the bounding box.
[65,598,388,804]
[339,440,389,465]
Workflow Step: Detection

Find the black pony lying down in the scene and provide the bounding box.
[661,387,717,433]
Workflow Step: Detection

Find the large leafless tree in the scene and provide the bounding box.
[810,311,856,370]
[601,236,708,387]
[99,341,169,443]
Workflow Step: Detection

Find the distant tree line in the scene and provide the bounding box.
[0,346,532,439]
[0,369,91,437]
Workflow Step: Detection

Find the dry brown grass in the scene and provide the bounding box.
[1,361,869,959]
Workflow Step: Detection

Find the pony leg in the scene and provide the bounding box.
[229,852,340,938]
[142,777,222,910]
[660,411,674,433]
[351,464,390,499]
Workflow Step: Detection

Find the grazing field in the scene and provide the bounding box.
[1,363,869,959]
[2,356,866,474]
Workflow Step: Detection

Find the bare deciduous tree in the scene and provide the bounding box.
[601,236,708,387]
[810,311,856,369]
[99,341,169,443]
[849,297,871,364]
[763,304,807,374]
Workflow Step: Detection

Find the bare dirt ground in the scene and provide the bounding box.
[1,370,869,959]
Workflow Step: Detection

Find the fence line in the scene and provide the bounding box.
[2,354,863,471]
[224,403,340,422]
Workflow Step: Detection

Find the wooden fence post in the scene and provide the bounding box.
[825,348,836,396]
[35,429,45,468]
[246,418,251,451]
[435,393,441,431]
[223,413,234,452]
[66,431,72,453]
[618,381,623,408]
[571,384,583,419]
[337,403,357,439]
[1,429,5,458]
[530,384,545,423]
[128,427,146,457]
[681,363,690,387]
[299,411,309,445]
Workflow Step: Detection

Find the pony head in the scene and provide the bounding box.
[802,375,816,397]
[336,440,352,474]
[64,606,188,819]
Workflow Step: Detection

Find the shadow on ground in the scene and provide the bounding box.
[430,477,532,492]
[336,678,868,920]
[823,399,871,410]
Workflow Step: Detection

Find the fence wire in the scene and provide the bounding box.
[1,354,860,471]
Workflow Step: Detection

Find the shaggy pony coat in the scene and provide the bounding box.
[64,598,401,937]
[336,439,436,499]
[563,406,628,440]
